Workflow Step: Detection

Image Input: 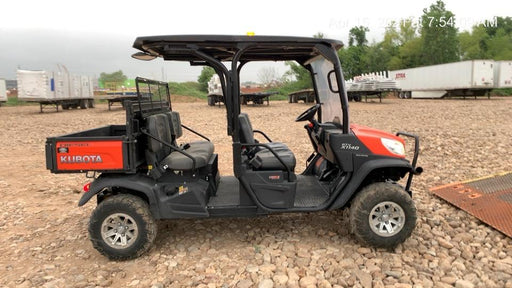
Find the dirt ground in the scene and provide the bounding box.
[1,98,512,288]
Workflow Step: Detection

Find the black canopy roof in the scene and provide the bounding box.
[132,35,344,63]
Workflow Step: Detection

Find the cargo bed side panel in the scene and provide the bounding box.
[55,140,124,171]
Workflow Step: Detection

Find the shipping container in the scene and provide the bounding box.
[0,79,7,103]
[389,60,494,98]
[17,70,55,101]
[494,61,512,88]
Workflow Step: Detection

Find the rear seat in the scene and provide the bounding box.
[163,111,214,170]
[145,111,214,171]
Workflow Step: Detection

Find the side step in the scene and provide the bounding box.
[207,176,258,217]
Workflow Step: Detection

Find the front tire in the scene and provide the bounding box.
[350,182,416,248]
[89,194,157,260]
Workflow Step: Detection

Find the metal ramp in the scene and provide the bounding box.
[430,172,512,238]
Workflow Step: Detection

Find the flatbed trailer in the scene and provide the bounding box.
[288,89,315,103]
[17,70,95,112]
[240,91,277,105]
[208,91,278,106]
[24,98,95,113]
[347,89,400,103]
[97,92,139,110]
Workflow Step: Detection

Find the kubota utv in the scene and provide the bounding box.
[46,35,422,260]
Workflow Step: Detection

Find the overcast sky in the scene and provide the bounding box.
[1,0,510,82]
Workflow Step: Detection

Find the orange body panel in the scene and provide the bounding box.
[55,141,124,171]
[350,124,406,158]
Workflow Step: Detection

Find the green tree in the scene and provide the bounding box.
[396,37,424,69]
[313,32,325,39]
[398,19,418,45]
[420,0,459,65]
[459,17,512,60]
[197,66,215,92]
[349,26,370,47]
[338,26,371,79]
[99,70,127,87]
[284,61,312,89]
[484,16,512,37]
[459,26,489,60]
[366,43,392,73]
[338,45,368,79]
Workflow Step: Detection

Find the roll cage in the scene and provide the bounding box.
[133,35,349,177]
[132,35,348,134]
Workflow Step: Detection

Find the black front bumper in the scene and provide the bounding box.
[397,132,423,193]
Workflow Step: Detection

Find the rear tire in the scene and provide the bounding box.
[87,99,95,108]
[350,182,416,248]
[89,194,157,260]
[80,99,87,109]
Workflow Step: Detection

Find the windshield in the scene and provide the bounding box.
[310,57,343,124]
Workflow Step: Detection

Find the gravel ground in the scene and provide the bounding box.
[0,98,511,288]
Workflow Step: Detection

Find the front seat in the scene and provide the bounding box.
[238,113,296,171]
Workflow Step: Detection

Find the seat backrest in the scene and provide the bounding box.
[146,114,172,160]
[238,113,255,144]
[167,111,183,139]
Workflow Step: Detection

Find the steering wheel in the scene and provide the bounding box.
[295,104,321,122]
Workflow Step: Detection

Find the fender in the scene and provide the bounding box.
[78,174,160,218]
[329,158,412,210]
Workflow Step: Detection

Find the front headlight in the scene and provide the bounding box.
[381,138,405,156]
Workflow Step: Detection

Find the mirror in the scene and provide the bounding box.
[132,52,157,61]
[327,70,339,93]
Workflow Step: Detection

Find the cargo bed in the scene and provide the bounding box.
[45,125,142,174]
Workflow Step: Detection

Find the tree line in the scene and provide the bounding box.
[339,0,511,79]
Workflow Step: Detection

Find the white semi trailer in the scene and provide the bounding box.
[494,61,512,88]
[0,79,7,105]
[390,60,495,99]
[17,69,94,112]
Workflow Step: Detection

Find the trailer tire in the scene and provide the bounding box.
[89,194,157,260]
[353,95,362,102]
[80,99,87,109]
[88,99,95,108]
[207,96,215,106]
[350,182,416,249]
[62,103,70,110]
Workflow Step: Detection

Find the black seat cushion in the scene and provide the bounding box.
[162,141,214,170]
[250,144,296,171]
[238,113,296,171]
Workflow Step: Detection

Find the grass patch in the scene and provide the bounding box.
[4,97,30,106]
[273,80,313,100]
[491,88,512,96]
[169,82,207,99]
